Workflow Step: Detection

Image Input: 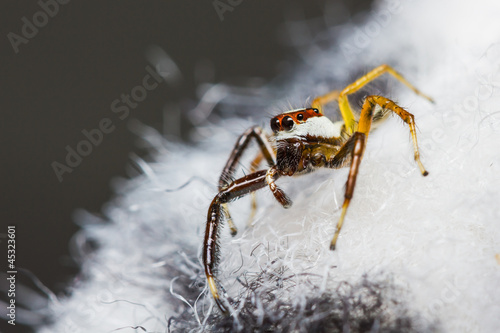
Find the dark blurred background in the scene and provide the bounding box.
[1,0,372,329]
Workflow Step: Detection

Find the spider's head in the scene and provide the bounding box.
[270,108,341,140]
[270,108,323,134]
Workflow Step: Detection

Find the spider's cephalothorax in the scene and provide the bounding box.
[271,108,346,176]
[203,64,433,314]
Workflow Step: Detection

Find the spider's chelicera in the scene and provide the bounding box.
[203,64,433,314]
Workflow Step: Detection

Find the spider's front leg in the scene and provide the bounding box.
[204,166,290,314]
[218,126,276,236]
[329,95,429,250]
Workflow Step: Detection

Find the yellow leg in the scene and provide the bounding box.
[247,193,258,226]
[363,96,429,176]
[330,133,365,251]
[311,90,340,114]
[330,95,429,250]
[330,199,349,250]
[221,204,237,236]
[313,64,434,135]
[246,151,266,226]
[207,276,228,314]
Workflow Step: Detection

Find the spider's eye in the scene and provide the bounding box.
[313,108,319,114]
[297,113,304,121]
[282,116,294,131]
[270,117,280,133]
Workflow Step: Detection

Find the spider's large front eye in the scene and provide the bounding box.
[270,117,280,133]
[282,116,294,131]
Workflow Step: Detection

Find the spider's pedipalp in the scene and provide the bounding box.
[266,166,292,208]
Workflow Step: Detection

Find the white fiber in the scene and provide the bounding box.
[40,0,500,332]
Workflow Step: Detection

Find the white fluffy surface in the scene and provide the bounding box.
[40,0,500,332]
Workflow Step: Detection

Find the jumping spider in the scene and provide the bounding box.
[203,64,433,314]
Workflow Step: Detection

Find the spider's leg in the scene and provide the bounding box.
[220,204,237,236]
[218,126,276,235]
[219,126,275,189]
[311,90,340,114]
[313,64,433,134]
[360,96,429,176]
[329,132,365,250]
[329,95,428,250]
[247,192,258,226]
[204,170,270,314]
[247,152,265,225]
[339,64,434,133]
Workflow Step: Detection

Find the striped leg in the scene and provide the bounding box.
[204,166,291,314]
[205,170,269,314]
[218,126,276,236]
